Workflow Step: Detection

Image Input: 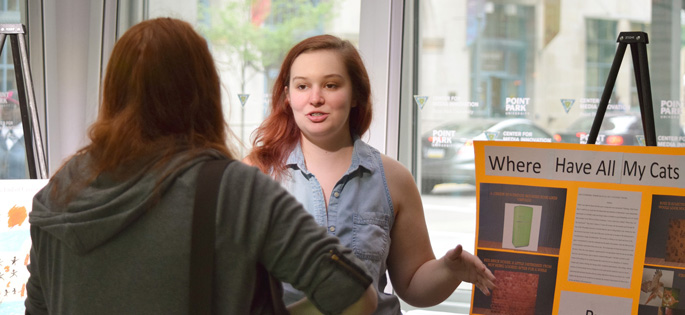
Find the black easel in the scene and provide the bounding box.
[587,31,657,146]
[0,24,47,179]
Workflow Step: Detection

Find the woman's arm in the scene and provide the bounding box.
[381,155,496,307]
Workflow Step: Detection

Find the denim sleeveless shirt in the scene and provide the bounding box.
[280,137,400,314]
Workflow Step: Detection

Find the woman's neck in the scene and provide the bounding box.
[299,133,355,206]
[300,133,354,167]
[301,131,353,154]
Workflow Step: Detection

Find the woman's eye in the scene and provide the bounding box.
[296,84,307,90]
[325,83,337,89]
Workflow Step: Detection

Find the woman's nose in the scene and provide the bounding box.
[309,88,324,105]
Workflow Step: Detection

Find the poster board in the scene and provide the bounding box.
[471,141,685,315]
[0,179,48,314]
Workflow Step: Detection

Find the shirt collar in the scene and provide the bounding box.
[286,136,378,175]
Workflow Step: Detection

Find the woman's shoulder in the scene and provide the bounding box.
[379,154,421,213]
[379,154,413,183]
[241,155,255,166]
[224,159,262,180]
[221,159,282,191]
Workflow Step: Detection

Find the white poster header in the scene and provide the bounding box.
[484,145,683,188]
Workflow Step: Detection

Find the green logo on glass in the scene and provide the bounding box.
[414,95,429,110]
[238,93,250,107]
[484,131,498,140]
[636,135,646,146]
[561,99,575,113]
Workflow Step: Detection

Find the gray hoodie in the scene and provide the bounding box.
[25,151,371,314]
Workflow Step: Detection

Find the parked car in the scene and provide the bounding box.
[553,112,644,146]
[420,118,555,194]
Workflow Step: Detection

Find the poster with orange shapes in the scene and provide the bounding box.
[0,179,47,314]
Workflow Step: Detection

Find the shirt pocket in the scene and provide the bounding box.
[352,212,390,262]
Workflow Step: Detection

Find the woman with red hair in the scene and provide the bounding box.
[246,34,496,313]
[24,18,377,314]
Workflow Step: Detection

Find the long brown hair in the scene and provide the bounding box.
[247,34,372,179]
[53,17,234,202]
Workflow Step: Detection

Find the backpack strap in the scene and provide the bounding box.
[189,159,233,315]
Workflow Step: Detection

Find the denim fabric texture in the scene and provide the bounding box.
[280,137,400,314]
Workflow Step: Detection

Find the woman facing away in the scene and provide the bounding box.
[245,34,496,313]
[24,18,377,315]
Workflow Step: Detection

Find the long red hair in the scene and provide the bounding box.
[247,34,372,179]
[53,18,234,203]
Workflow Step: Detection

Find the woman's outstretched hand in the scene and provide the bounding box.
[442,244,496,296]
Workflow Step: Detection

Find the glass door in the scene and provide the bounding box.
[400,0,685,313]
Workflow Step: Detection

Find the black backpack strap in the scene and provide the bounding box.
[189,159,233,315]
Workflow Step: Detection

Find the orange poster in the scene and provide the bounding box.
[472,141,684,315]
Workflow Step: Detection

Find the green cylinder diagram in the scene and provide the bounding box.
[512,205,534,248]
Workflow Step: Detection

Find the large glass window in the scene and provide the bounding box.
[0,0,26,179]
[585,18,618,99]
[404,0,685,313]
[135,0,361,156]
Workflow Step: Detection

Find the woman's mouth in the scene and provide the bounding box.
[307,112,328,122]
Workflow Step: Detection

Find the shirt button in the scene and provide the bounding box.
[333,191,340,198]
[329,226,336,232]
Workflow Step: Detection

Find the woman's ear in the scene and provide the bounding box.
[284,86,290,104]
